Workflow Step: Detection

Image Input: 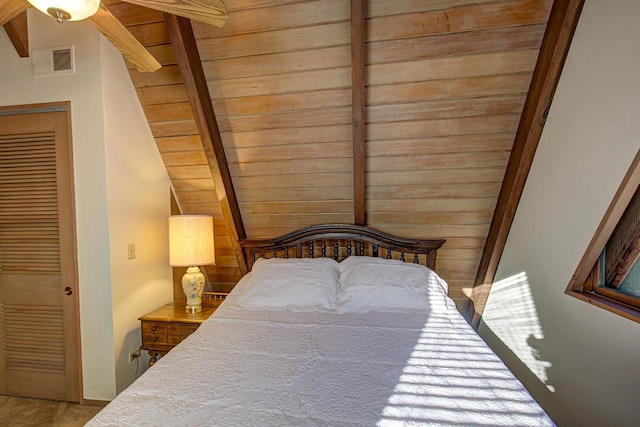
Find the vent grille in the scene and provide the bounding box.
[53,49,72,72]
[31,46,75,77]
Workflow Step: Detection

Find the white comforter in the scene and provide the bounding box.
[87,303,554,426]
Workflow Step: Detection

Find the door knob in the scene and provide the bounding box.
[64,287,73,295]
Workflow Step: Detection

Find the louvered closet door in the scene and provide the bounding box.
[0,108,80,402]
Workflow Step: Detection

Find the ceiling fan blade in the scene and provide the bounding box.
[122,0,228,27]
[0,0,29,26]
[88,5,161,72]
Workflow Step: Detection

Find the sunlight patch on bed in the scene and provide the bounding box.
[377,317,540,426]
[376,312,551,427]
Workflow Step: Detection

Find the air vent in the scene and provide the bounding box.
[31,46,75,77]
[53,48,72,71]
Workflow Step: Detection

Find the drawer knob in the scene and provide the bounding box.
[151,326,157,332]
[152,337,157,342]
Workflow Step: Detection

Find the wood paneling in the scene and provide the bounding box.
[217,107,351,133]
[202,45,351,80]
[155,135,203,152]
[194,0,349,38]
[137,84,188,105]
[368,0,552,41]
[213,89,351,117]
[222,125,352,149]
[367,0,498,18]
[112,0,556,313]
[367,25,546,65]
[234,173,353,189]
[238,187,353,202]
[367,198,497,213]
[367,134,514,156]
[367,96,525,123]
[197,22,350,60]
[365,0,553,312]
[367,115,521,141]
[230,158,353,177]
[207,67,351,99]
[367,184,502,200]
[227,141,352,163]
[368,74,531,105]
[367,50,539,85]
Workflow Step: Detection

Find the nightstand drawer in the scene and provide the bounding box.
[166,323,199,345]
[180,324,199,336]
[167,323,199,337]
[143,322,168,335]
[143,333,167,345]
[168,335,184,346]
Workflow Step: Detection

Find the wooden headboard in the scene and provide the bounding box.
[240,224,445,272]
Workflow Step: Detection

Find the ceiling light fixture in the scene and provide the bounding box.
[27,0,100,23]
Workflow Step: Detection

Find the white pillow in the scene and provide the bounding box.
[339,255,398,272]
[229,257,340,311]
[337,256,450,313]
[253,256,340,274]
[339,256,447,293]
[339,255,431,272]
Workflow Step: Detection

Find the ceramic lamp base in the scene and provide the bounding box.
[182,266,205,313]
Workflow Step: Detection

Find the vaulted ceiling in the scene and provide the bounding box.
[3,0,583,324]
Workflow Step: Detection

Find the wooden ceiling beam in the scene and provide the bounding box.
[4,11,29,57]
[164,14,248,274]
[351,0,366,226]
[0,0,28,27]
[466,0,585,328]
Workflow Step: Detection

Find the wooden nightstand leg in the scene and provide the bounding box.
[148,351,160,367]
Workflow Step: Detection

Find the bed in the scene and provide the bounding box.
[87,224,554,426]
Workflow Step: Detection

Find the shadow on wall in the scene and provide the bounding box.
[481,272,554,392]
[115,328,149,394]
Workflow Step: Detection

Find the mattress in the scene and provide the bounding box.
[87,257,553,426]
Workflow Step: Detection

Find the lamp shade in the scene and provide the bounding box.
[169,215,215,267]
[27,0,100,21]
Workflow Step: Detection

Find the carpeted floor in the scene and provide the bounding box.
[0,396,102,427]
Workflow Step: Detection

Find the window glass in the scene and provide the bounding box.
[607,258,640,299]
[593,184,640,308]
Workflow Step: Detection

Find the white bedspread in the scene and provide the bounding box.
[87,301,554,426]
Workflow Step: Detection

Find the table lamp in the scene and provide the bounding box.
[169,215,215,313]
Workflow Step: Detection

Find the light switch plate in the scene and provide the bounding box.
[127,243,136,260]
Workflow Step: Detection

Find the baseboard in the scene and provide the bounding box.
[82,399,110,407]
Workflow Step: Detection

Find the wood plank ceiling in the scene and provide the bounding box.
[106,0,554,312]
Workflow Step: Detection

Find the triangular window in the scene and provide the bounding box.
[567,149,640,321]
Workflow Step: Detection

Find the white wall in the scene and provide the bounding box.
[479,1,640,426]
[0,10,172,400]
[101,37,173,394]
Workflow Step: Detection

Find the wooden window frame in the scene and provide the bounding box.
[566,149,640,322]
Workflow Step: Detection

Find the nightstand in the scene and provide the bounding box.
[139,296,226,367]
